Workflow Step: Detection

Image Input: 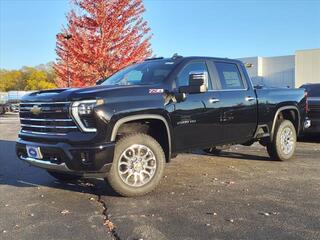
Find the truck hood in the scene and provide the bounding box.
[21,85,162,103]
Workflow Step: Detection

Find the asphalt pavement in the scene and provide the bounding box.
[0,113,319,240]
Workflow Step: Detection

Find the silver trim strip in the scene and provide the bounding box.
[21,130,67,136]
[245,96,256,102]
[209,98,220,103]
[21,124,77,129]
[20,102,70,105]
[20,156,73,172]
[207,89,248,92]
[20,118,73,122]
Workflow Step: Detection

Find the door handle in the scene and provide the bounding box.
[245,96,255,102]
[209,98,220,104]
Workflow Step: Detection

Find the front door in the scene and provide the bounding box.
[171,60,222,151]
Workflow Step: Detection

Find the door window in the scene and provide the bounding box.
[176,62,212,89]
[215,62,245,90]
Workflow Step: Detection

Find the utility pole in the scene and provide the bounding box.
[62,34,72,87]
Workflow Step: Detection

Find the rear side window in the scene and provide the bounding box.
[215,62,245,90]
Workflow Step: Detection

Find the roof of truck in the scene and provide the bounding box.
[144,56,243,64]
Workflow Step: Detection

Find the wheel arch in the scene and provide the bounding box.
[111,114,172,162]
[271,106,300,141]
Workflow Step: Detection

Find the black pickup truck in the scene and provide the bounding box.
[16,56,310,196]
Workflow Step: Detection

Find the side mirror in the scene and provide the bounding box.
[96,79,105,85]
[179,71,208,94]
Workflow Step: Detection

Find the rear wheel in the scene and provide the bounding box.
[47,171,81,182]
[267,120,297,161]
[107,133,165,197]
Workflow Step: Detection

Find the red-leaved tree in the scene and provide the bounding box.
[54,0,152,88]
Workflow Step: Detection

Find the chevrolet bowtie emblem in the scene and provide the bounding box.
[30,105,42,115]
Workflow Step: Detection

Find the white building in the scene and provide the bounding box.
[238,48,320,88]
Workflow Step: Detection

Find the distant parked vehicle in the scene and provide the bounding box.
[6,91,33,113]
[0,92,8,115]
[10,103,20,113]
[300,83,320,134]
[0,105,5,115]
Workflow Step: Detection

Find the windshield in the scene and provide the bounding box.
[101,60,176,86]
[301,84,320,97]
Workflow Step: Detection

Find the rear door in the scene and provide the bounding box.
[209,60,258,144]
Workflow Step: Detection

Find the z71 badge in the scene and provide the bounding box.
[149,89,164,94]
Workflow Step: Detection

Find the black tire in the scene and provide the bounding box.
[203,147,222,155]
[47,171,81,182]
[107,133,165,197]
[267,120,297,161]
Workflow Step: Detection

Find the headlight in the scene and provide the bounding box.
[78,102,95,115]
[71,99,104,132]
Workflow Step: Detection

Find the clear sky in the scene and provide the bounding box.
[1,0,319,70]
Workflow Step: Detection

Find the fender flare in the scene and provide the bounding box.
[111,114,172,158]
[270,106,300,140]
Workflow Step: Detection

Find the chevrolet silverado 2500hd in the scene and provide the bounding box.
[16,56,310,196]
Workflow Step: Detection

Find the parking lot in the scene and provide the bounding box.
[0,113,319,240]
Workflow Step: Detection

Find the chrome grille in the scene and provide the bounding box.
[19,102,79,135]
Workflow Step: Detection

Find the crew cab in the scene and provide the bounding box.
[16,56,310,196]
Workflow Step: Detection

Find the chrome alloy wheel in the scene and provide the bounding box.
[118,144,157,187]
[280,127,295,155]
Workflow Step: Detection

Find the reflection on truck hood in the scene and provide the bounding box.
[21,84,160,103]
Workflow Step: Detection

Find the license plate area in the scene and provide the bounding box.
[26,146,43,159]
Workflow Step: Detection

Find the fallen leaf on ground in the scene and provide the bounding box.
[206,212,217,216]
[225,181,235,185]
[259,211,279,216]
[104,220,115,231]
[60,209,70,215]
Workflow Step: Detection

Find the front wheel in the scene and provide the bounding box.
[107,133,165,197]
[267,120,297,161]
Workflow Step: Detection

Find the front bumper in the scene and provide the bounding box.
[16,139,115,176]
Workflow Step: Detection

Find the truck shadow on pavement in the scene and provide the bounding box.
[195,149,271,161]
[0,139,118,197]
[298,134,320,143]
